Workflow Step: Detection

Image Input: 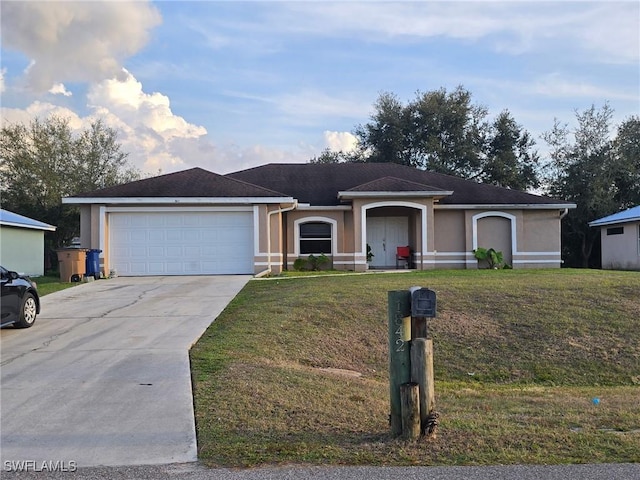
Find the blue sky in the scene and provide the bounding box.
[1,1,638,175]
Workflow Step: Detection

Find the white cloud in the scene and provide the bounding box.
[0,1,161,92]
[0,69,5,94]
[0,66,314,176]
[323,131,358,152]
[49,83,72,97]
[84,70,210,173]
[1,102,85,130]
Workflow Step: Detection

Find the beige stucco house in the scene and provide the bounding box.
[589,206,640,271]
[62,163,575,276]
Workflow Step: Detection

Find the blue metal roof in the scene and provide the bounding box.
[589,205,640,227]
[0,209,56,231]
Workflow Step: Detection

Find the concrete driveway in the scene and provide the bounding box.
[0,275,250,468]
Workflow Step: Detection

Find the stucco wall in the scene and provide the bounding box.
[477,216,512,266]
[0,226,45,276]
[601,222,640,271]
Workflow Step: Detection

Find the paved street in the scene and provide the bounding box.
[2,462,639,479]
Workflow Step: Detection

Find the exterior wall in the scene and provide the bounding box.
[477,216,512,266]
[433,210,467,268]
[600,222,640,271]
[286,209,349,270]
[76,199,567,276]
[0,226,45,276]
[514,210,563,268]
[432,208,563,269]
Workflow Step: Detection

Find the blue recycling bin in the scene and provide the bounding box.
[85,249,102,279]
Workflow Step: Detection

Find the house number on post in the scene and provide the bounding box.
[388,287,438,440]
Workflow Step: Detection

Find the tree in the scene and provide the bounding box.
[353,92,414,166]
[541,104,639,268]
[309,147,364,164]
[481,110,539,190]
[407,86,488,178]
[611,116,640,209]
[348,86,538,189]
[0,116,140,267]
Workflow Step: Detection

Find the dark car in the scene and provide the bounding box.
[1,266,40,328]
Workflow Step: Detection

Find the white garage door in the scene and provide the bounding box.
[109,211,254,275]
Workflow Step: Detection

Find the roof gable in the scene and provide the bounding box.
[71,167,288,198]
[345,176,449,193]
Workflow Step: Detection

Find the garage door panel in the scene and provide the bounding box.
[130,230,147,242]
[109,212,254,276]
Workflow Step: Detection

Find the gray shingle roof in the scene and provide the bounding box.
[70,163,573,207]
[227,163,572,206]
[71,167,287,198]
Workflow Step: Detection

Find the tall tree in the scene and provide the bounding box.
[541,104,640,268]
[353,92,414,166]
[611,116,640,209]
[349,86,538,189]
[0,116,140,258]
[482,110,540,190]
[408,86,488,178]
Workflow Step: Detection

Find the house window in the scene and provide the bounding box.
[299,222,332,254]
[606,226,624,236]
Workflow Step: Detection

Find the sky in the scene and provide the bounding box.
[1,1,639,176]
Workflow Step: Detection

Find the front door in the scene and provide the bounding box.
[366,217,409,268]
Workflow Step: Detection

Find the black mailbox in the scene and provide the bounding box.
[410,287,437,318]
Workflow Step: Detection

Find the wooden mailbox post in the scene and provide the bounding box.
[388,287,438,440]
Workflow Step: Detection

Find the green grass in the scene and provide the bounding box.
[190,269,640,467]
[33,274,80,296]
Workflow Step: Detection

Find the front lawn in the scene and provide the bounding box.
[190,269,640,467]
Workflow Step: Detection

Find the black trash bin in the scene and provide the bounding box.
[85,249,102,279]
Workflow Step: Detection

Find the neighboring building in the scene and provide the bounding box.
[0,209,56,276]
[589,206,640,271]
[63,163,575,276]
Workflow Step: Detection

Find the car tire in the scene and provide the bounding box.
[15,293,37,328]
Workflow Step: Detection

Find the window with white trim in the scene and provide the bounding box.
[299,222,332,254]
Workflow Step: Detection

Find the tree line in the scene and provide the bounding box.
[311,86,640,268]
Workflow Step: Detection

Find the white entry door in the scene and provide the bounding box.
[366,217,409,268]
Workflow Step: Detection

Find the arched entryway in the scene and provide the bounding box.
[473,212,515,267]
[363,202,427,269]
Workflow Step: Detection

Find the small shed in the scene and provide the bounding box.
[0,209,56,276]
[589,206,640,271]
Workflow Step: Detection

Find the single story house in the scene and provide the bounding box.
[62,163,576,276]
[589,205,640,271]
[0,209,56,276]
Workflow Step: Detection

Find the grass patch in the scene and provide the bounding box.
[191,269,640,467]
[33,274,80,296]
